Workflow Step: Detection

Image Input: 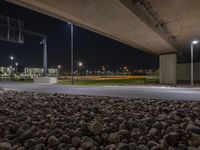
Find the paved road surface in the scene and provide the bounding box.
[0,81,200,101]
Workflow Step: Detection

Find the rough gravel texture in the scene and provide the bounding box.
[0,91,200,150]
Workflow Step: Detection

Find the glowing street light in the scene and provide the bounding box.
[78,62,83,67]
[57,65,61,69]
[77,62,83,76]
[57,65,62,75]
[10,56,14,60]
[192,40,199,44]
[101,66,105,71]
[191,40,199,86]
[9,56,14,77]
[15,62,18,73]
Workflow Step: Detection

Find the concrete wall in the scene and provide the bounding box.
[159,53,177,84]
[177,63,200,81]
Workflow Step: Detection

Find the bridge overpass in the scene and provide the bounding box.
[7,0,200,84]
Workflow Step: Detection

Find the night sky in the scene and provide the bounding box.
[0,0,158,71]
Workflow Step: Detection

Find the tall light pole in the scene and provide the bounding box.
[40,38,48,77]
[69,23,74,85]
[9,56,14,77]
[191,40,199,86]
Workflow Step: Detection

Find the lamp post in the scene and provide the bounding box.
[78,62,83,67]
[40,38,48,77]
[15,62,18,73]
[9,56,14,77]
[77,62,83,75]
[68,22,74,85]
[57,65,61,75]
[191,40,199,86]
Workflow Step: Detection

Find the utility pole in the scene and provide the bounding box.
[71,23,74,85]
[40,38,48,77]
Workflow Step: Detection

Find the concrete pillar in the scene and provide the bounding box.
[159,53,177,84]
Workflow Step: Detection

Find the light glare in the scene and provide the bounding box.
[58,65,61,69]
[78,62,83,66]
[192,40,199,44]
[10,56,14,60]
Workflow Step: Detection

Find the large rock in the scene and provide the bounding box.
[20,126,37,141]
[109,133,121,144]
[72,137,81,147]
[163,133,178,146]
[149,128,159,136]
[88,120,103,135]
[79,120,88,130]
[81,136,94,149]
[147,140,159,148]
[129,143,137,150]
[47,136,59,147]
[101,132,109,142]
[24,139,36,148]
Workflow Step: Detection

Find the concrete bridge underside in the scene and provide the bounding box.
[7,0,200,84]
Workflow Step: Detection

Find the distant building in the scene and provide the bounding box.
[0,66,59,77]
[0,67,12,76]
[48,68,59,75]
[24,68,59,76]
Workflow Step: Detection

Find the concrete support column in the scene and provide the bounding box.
[159,53,177,84]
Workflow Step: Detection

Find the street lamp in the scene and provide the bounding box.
[77,62,83,75]
[40,38,48,77]
[9,56,14,77]
[10,56,14,60]
[191,40,199,86]
[57,65,61,75]
[101,66,105,71]
[68,22,74,85]
[58,65,61,69]
[15,62,18,73]
[78,62,83,67]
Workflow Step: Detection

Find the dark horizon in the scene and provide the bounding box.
[0,0,159,71]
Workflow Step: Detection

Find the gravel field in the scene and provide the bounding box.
[0,91,200,150]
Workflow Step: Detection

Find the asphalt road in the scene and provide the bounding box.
[0,81,200,101]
